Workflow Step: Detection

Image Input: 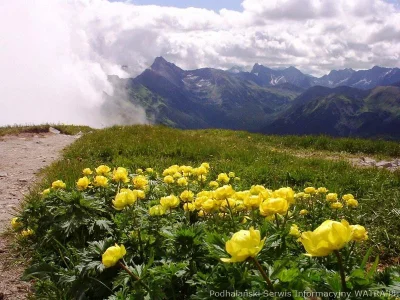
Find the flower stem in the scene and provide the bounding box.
[275,213,280,229]
[118,261,150,292]
[250,257,274,291]
[334,250,347,292]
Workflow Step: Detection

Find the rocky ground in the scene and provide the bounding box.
[0,131,77,300]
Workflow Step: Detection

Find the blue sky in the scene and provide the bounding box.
[109,0,243,11]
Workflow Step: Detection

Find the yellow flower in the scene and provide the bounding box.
[112,189,137,210]
[136,168,143,174]
[149,205,166,216]
[21,228,34,237]
[217,173,230,184]
[294,192,305,199]
[41,188,51,196]
[342,194,354,201]
[289,224,301,237]
[145,168,154,173]
[317,187,328,193]
[214,185,235,200]
[132,175,148,190]
[299,209,309,216]
[180,190,194,202]
[96,165,111,176]
[346,198,358,208]
[183,203,196,212]
[201,162,210,170]
[244,195,262,210]
[82,168,93,176]
[331,202,343,209]
[228,172,235,178]
[259,197,289,216]
[179,165,193,176]
[350,225,368,242]
[11,217,21,230]
[234,177,241,182]
[209,181,219,189]
[220,227,265,263]
[201,199,216,212]
[197,175,207,182]
[273,187,295,204]
[102,244,126,268]
[163,175,174,184]
[194,166,208,176]
[76,176,90,191]
[198,210,205,217]
[326,193,338,202]
[304,187,317,194]
[177,177,188,186]
[52,180,66,189]
[194,196,208,210]
[94,176,108,187]
[134,190,146,199]
[160,195,180,209]
[250,185,266,195]
[113,167,130,183]
[173,172,182,179]
[300,220,353,256]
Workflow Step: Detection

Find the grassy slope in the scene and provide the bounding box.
[31,125,400,260]
[0,124,92,137]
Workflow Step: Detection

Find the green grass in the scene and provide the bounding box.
[0,124,93,136]
[31,125,400,260]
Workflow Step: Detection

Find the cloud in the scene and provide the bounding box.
[0,0,400,126]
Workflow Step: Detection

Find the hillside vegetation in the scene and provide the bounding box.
[9,125,400,299]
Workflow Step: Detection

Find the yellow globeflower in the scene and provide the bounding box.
[294,192,305,199]
[259,197,289,216]
[300,220,353,256]
[194,196,208,210]
[289,224,301,237]
[346,198,359,208]
[160,195,180,209]
[102,244,126,268]
[41,188,51,196]
[136,168,143,174]
[250,185,266,195]
[317,187,328,193]
[94,176,108,187]
[145,168,154,173]
[198,210,205,217]
[149,205,166,216]
[132,175,148,190]
[112,189,137,210]
[194,166,208,176]
[21,228,34,237]
[304,187,317,194]
[299,209,309,216]
[96,165,111,176]
[52,180,66,189]
[76,176,90,191]
[164,175,174,184]
[234,177,241,182]
[217,173,230,184]
[11,217,21,230]
[220,227,265,263]
[228,172,235,178]
[214,185,235,200]
[201,162,210,170]
[177,177,188,186]
[342,194,354,201]
[183,203,196,212]
[134,190,146,199]
[326,193,338,202]
[180,190,194,202]
[209,181,219,189]
[244,195,262,210]
[112,167,130,183]
[201,199,216,212]
[82,168,93,176]
[350,225,368,242]
[273,187,295,204]
[331,202,343,209]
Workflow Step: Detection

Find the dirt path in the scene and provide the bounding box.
[0,132,78,300]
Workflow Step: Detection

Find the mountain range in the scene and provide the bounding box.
[104,57,400,139]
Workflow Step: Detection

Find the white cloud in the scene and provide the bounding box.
[0,0,399,126]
